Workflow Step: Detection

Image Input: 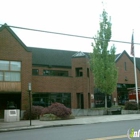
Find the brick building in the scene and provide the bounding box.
[0,24,140,117]
[115,51,140,105]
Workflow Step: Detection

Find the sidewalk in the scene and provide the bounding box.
[0,114,140,132]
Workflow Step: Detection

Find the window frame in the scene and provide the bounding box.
[32,69,39,75]
[124,62,127,71]
[0,60,21,82]
[43,70,68,77]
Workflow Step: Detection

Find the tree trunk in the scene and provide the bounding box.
[105,94,107,109]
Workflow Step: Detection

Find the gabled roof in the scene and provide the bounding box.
[115,50,129,62]
[115,53,121,60]
[115,50,140,70]
[0,23,29,52]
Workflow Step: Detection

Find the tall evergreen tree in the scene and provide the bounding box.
[90,9,118,108]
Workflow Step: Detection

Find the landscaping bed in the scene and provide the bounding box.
[23,103,75,121]
[40,114,75,121]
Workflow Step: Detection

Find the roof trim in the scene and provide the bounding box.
[0,23,30,52]
[115,50,140,70]
[115,53,122,62]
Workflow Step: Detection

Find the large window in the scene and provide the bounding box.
[0,60,21,81]
[32,93,71,108]
[43,70,68,76]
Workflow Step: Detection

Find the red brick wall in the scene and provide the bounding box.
[31,57,94,109]
[113,53,140,103]
[116,53,140,84]
[2,26,139,109]
[32,66,73,92]
[71,57,94,109]
[32,76,73,92]
[0,28,32,110]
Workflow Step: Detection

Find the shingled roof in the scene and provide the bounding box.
[28,47,140,69]
[28,47,90,67]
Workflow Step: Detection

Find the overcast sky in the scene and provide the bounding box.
[1,0,140,57]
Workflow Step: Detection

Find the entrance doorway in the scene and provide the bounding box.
[77,93,84,109]
[0,93,21,118]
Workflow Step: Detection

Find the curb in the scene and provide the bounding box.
[0,124,82,132]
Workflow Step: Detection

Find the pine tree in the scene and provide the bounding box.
[90,9,118,108]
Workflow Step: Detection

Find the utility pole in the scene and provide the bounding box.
[28,83,32,126]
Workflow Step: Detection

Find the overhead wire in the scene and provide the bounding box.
[1,23,140,45]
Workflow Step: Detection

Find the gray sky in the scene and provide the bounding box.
[1,0,140,57]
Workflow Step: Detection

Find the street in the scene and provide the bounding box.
[0,120,140,140]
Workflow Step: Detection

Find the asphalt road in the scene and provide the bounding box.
[0,120,140,140]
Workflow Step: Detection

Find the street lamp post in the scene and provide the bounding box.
[28,83,32,126]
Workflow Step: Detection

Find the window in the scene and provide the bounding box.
[75,67,83,77]
[32,93,71,108]
[32,69,39,75]
[10,61,21,71]
[43,70,68,76]
[0,72,3,81]
[5,72,20,81]
[124,62,127,71]
[87,68,89,77]
[0,60,21,81]
[0,61,9,70]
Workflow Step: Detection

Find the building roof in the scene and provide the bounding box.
[131,57,140,70]
[28,47,89,68]
[1,24,140,69]
[115,50,140,70]
[0,23,29,52]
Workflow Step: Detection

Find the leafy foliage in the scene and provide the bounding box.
[41,107,50,115]
[23,106,44,120]
[124,101,139,110]
[90,9,118,95]
[42,102,72,119]
[90,9,118,109]
[23,103,72,120]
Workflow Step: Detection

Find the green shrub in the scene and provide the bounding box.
[42,114,61,120]
[23,106,44,120]
[124,101,139,110]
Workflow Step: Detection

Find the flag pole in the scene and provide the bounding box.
[132,30,139,107]
[134,51,139,105]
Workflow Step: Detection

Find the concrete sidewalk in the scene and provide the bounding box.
[0,114,140,132]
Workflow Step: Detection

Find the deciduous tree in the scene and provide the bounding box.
[90,9,118,108]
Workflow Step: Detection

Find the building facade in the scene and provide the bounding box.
[0,24,140,117]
